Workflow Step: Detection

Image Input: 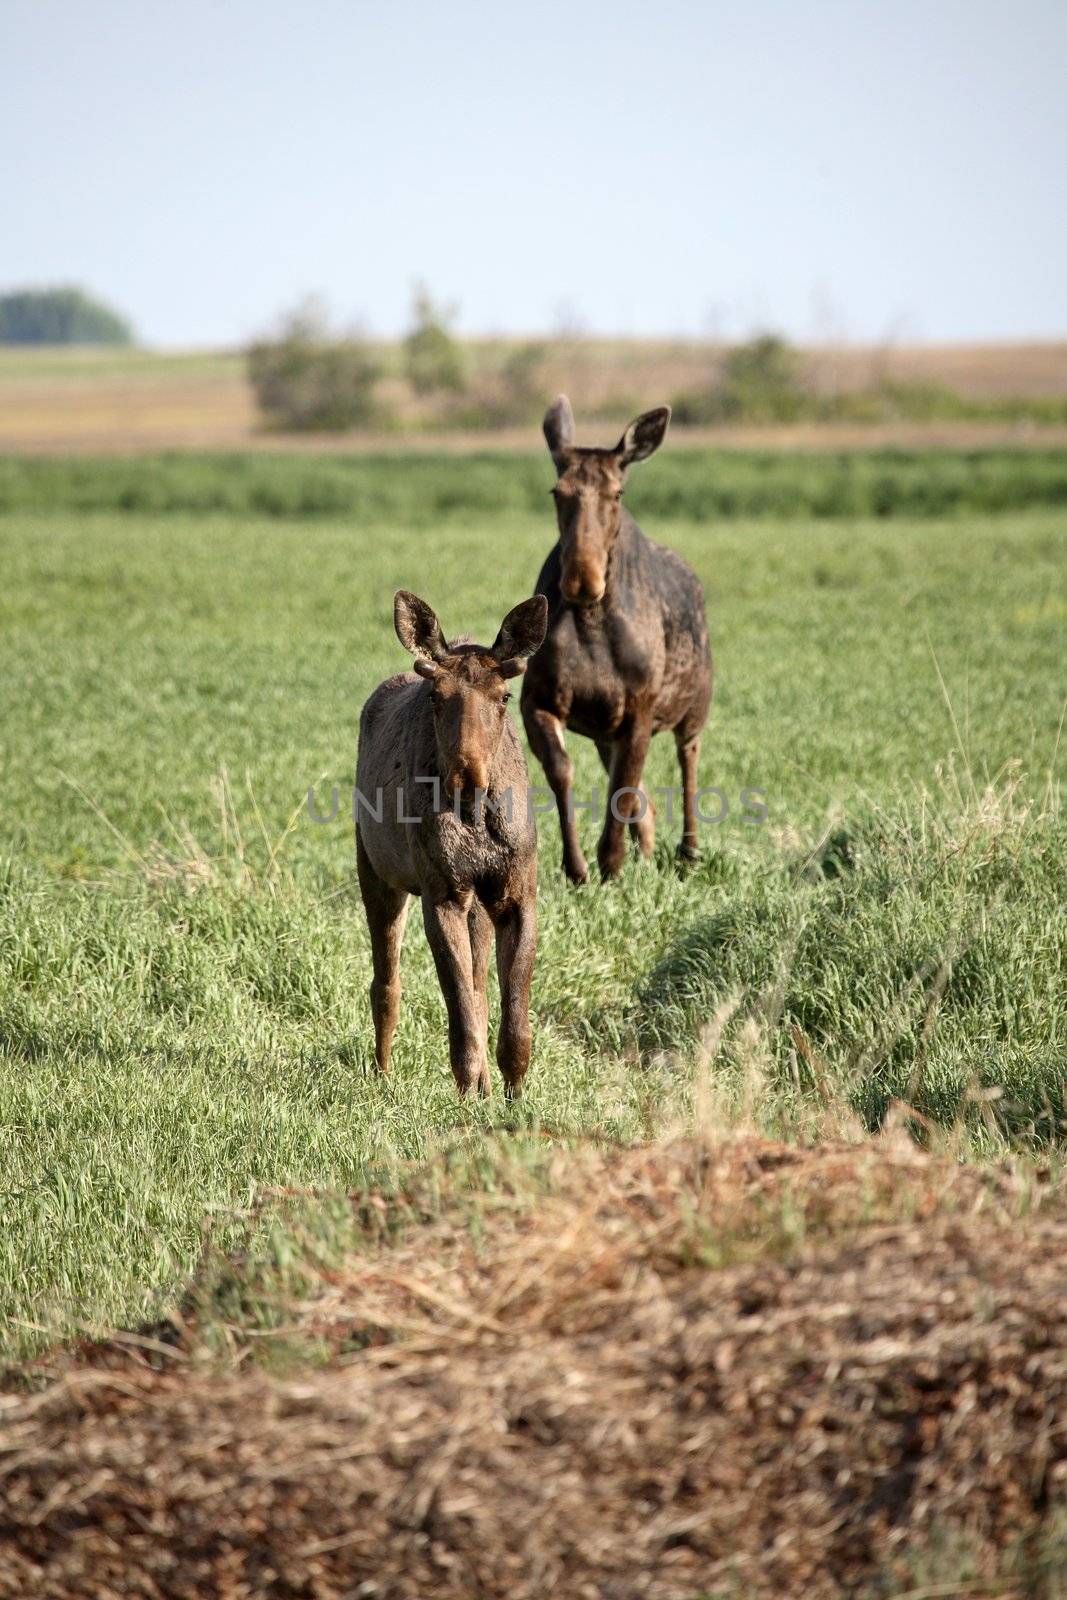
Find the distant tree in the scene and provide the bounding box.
[404,284,466,395]
[248,302,381,432]
[0,286,133,345]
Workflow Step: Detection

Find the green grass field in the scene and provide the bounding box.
[1,454,1065,1360]
[5,445,1067,519]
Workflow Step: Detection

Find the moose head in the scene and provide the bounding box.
[394,590,548,796]
[542,395,671,606]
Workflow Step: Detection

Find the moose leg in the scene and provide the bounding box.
[598,719,653,880]
[596,738,656,859]
[675,729,702,862]
[468,899,493,1096]
[524,705,589,884]
[493,884,537,1098]
[422,893,487,1096]
[356,832,409,1071]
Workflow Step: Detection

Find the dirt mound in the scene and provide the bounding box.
[2,1137,1066,1598]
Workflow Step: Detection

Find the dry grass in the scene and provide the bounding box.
[1,340,1065,455]
[0,360,254,453]
[3,1133,1067,1598]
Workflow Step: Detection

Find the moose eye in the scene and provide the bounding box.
[502,691,512,705]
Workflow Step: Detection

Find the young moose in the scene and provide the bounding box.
[356,590,548,1096]
[521,397,713,881]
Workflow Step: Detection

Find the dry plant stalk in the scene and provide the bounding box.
[1,1136,1065,1599]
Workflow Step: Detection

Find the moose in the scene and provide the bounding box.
[521,397,713,882]
[356,589,548,1096]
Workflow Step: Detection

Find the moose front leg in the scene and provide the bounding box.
[598,719,653,880]
[357,831,410,1072]
[468,899,494,1097]
[493,886,537,1098]
[596,738,655,859]
[524,704,589,885]
[422,894,488,1096]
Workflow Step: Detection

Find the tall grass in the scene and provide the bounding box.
[636,767,1066,1143]
[3,447,1067,521]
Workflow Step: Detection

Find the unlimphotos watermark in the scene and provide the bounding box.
[306,781,768,828]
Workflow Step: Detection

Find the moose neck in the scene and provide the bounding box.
[609,508,642,597]
[572,509,642,622]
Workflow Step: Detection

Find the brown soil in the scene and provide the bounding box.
[1,1136,1065,1598]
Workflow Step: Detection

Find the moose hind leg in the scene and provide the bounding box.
[357,832,409,1071]
[524,705,589,884]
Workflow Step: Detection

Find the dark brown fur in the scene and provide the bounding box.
[356,591,547,1096]
[521,396,713,881]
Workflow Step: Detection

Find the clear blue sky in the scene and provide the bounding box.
[5,0,1065,347]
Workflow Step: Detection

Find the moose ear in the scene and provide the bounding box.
[617,406,671,467]
[491,594,548,677]
[543,395,575,470]
[394,590,448,662]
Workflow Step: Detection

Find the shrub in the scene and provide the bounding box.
[723,334,806,419]
[672,333,808,425]
[0,286,133,345]
[673,342,1067,431]
[872,383,1067,427]
[670,388,721,427]
[718,334,805,420]
[248,306,381,432]
[404,285,465,395]
[456,342,546,428]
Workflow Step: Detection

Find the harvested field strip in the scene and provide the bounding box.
[1,340,1065,456]
[3,1136,1067,1598]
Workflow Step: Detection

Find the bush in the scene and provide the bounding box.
[456,342,546,428]
[719,334,805,420]
[404,285,465,395]
[672,339,1067,431]
[248,307,381,432]
[871,383,1067,427]
[674,333,807,425]
[0,286,133,345]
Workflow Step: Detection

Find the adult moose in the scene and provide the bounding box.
[522,397,713,882]
[356,590,548,1096]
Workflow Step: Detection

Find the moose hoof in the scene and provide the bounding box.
[676,841,701,865]
[455,1068,490,1098]
[564,858,589,885]
[597,852,626,881]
